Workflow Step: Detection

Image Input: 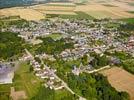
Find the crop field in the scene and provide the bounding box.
[100,67,134,100]
[75,4,134,19]
[0,7,45,21]
[34,5,75,12]
[120,18,134,24]
[0,61,43,100]
[46,11,94,20]
[0,1,134,21]
[86,11,117,19]
[13,62,43,99]
[32,3,76,16]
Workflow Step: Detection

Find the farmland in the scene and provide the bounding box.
[13,62,43,99]
[0,61,43,100]
[75,3,134,19]
[0,1,134,21]
[46,11,94,19]
[100,67,134,100]
[0,7,45,21]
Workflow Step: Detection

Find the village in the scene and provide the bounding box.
[1,17,134,82]
[0,17,134,100]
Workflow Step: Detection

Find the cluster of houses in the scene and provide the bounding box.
[72,63,93,76]
[21,53,64,90]
[1,17,134,86]
[60,48,89,61]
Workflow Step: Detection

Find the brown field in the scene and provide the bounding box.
[108,1,134,11]
[0,3,76,21]
[0,1,134,21]
[32,3,76,15]
[75,4,134,19]
[0,7,45,21]
[10,87,27,100]
[33,5,75,11]
[100,67,134,100]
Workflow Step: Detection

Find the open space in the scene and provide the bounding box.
[0,7,45,21]
[0,1,134,21]
[13,62,43,99]
[100,67,134,100]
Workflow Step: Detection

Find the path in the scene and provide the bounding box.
[85,65,110,74]
[25,48,86,100]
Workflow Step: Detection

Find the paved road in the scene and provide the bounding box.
[25,49,86,100]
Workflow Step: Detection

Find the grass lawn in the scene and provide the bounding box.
[13,62,43,99]
[45,33,66,40]
[120,18,134,24]
[104,22,120,28]
[0,84,12,92]
[0,84,12,100]
[54,89,76,100]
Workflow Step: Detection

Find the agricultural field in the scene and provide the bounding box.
[86,11,117,19]
[0,84,12,100]
[0,7,45,21]
[0,1,134,21]
[46,11,94,20]
[13,62,43,99]
[0,61,43,100]
[120,18,134,24]
[75,3,134,19]
[100,67,134,100]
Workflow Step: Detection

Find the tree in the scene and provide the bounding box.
[29,65,33,72]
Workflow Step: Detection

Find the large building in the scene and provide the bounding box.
[0,63,14,84]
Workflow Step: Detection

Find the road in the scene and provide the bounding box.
[54,74,86,100]
[25,48,86,100]
[25,49,111,100]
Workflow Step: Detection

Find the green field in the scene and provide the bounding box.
[0,84,12,100]
[0,62,38,99]
[32,87,78,100]
[44,33,66,40]
[46,11,94,19]
[13,62,43,99]
[120,18,134,24]
[104,22,120,28]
